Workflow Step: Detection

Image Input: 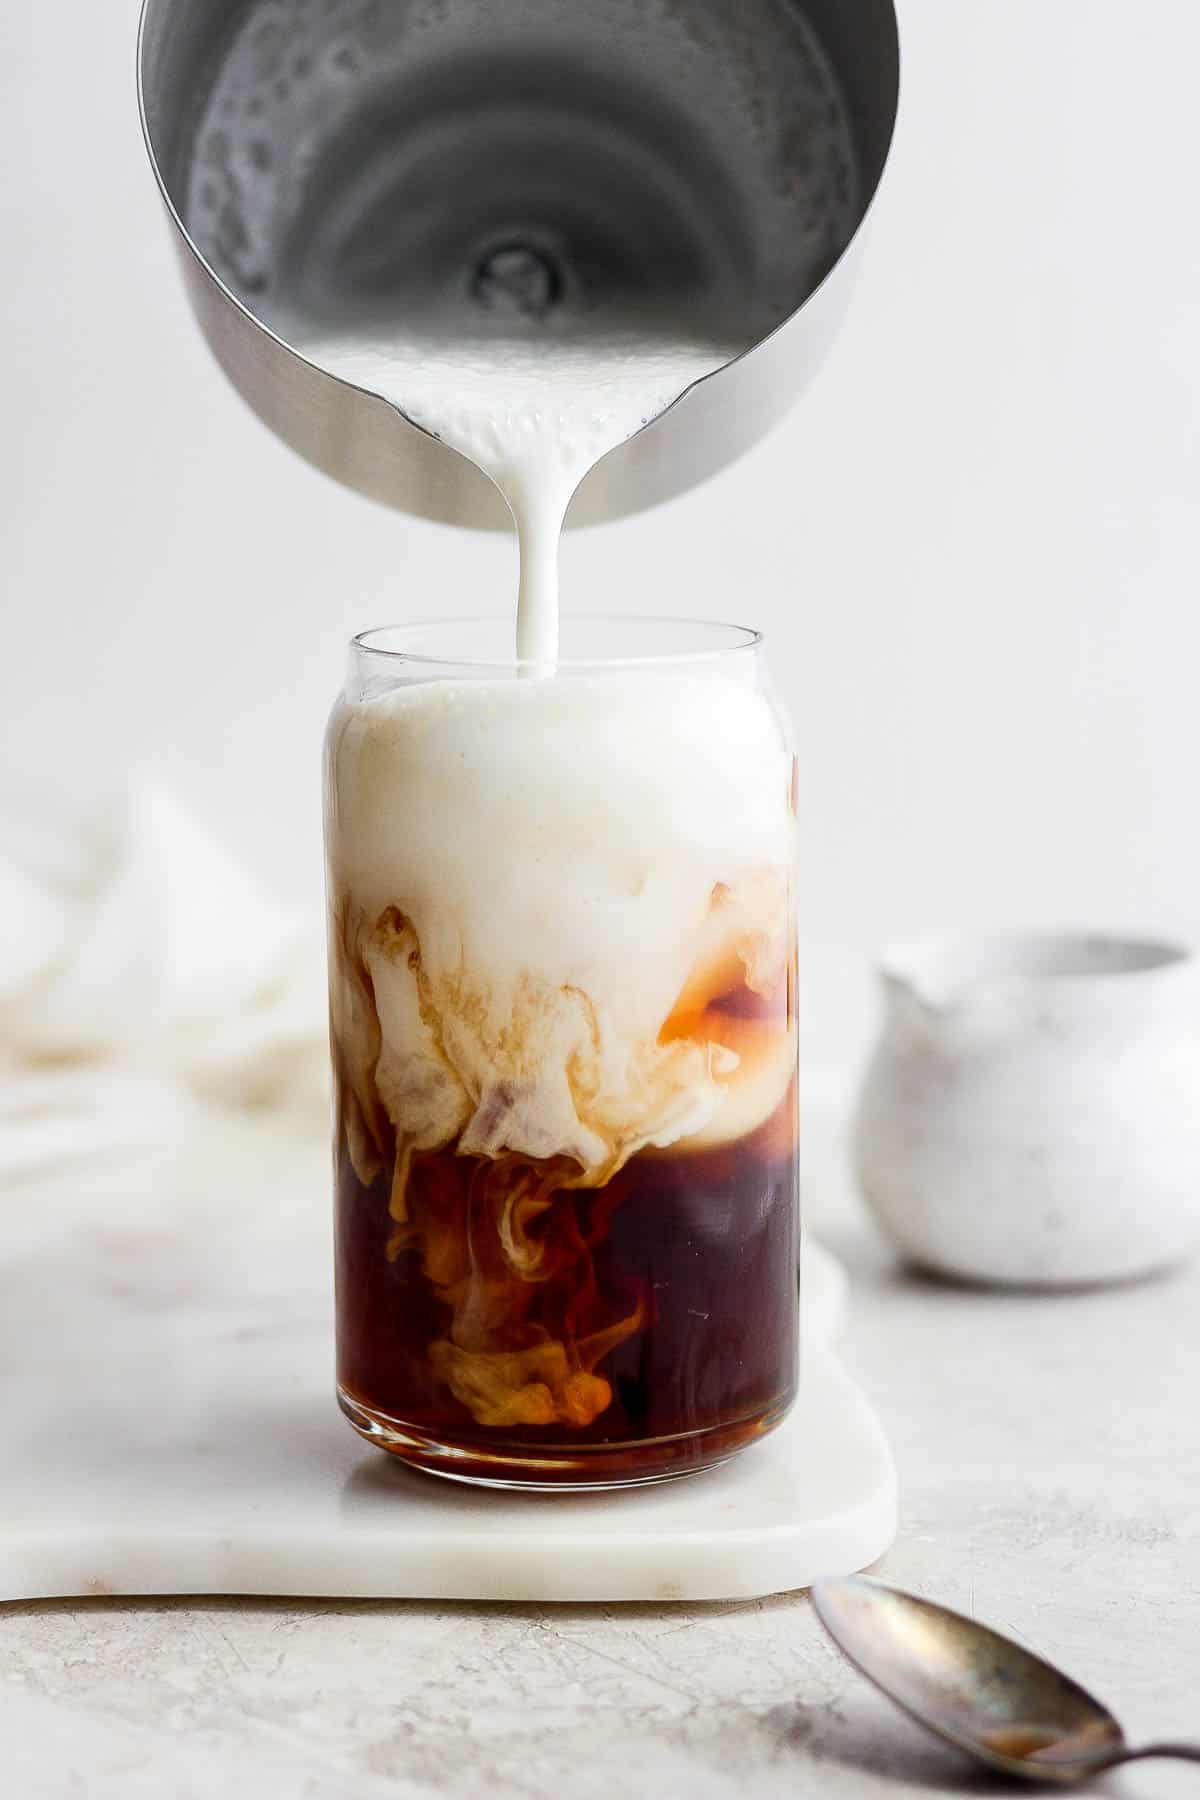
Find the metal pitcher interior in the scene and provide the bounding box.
[138,0,900,528]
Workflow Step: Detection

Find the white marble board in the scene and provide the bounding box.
[1,1110,896,1604]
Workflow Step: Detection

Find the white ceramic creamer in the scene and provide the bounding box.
[852,931,1200,1286]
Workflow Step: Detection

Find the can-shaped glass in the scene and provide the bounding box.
[325,616,798,1488]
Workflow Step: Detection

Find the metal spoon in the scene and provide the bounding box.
[812,1574,1200,1784]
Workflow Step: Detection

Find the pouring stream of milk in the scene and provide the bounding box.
[294,322,736,666]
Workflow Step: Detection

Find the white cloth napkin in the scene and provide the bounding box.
[0,778,329,1181]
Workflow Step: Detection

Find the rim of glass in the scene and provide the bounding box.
[352,615,763,672]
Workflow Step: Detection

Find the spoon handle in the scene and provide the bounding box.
[1117,1742,1200,1768]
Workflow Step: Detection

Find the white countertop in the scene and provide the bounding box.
[3,1108,1198,1799]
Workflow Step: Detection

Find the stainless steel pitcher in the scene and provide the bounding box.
[138,0,899,528]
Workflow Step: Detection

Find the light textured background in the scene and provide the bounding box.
[4,0,1199,1075]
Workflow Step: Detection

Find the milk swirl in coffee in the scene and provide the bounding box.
[183,0,856,1476]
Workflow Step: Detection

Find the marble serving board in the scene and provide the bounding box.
[0,1106,896,1604]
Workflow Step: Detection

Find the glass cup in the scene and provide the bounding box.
[325,617,798,1488]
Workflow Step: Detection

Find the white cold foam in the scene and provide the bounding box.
[328,672,794,1183]
[294,324,737,664]
[331,671,792,925]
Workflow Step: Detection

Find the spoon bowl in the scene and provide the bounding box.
[813,1575,1200,1784]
